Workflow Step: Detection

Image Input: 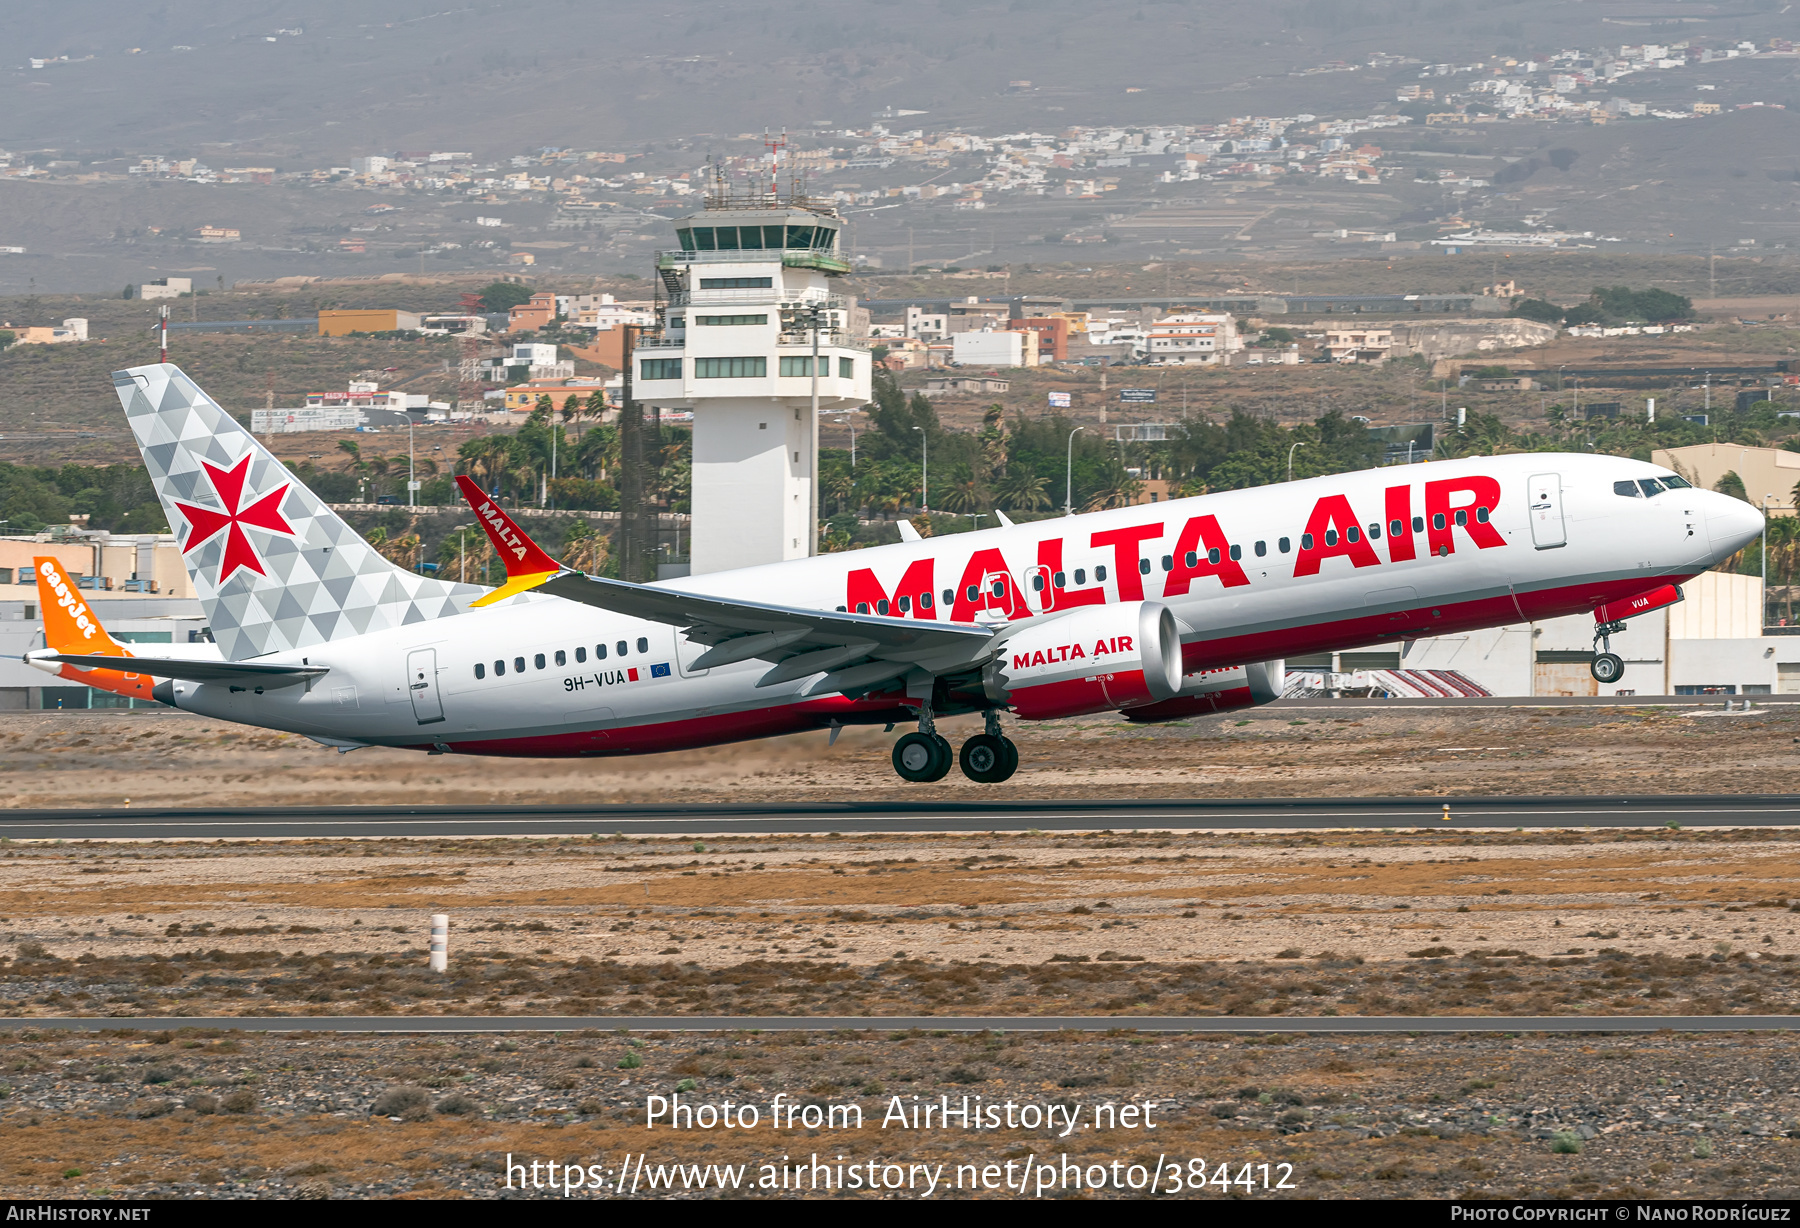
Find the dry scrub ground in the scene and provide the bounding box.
[0,705,1795,1199]
[4,703,1800,807]
[0,1028,1794,1200]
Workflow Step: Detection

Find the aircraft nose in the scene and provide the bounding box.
[1705,493,1765,558]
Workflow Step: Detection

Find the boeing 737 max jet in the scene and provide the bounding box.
[38,363,1763,783]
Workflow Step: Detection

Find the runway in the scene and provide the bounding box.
[0,1015,1791,1034]
[0,793,1796,840]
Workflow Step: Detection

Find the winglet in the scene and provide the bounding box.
[454,475,563,607]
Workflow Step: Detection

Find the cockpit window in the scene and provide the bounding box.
[1638,478,1667,498]
[1613,480,1643,498]
[1660,473,1692,489]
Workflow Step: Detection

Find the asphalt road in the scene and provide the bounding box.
[0,794,1797,840]
[0,1015,1791,1034]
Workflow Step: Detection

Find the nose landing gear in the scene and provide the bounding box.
[1591,617,1626,684]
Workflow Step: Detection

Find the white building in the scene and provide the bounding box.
[951,329,1031,368]
[1144,312,1241,364]
[1303,571,1800,697]
[351,156,389,176]
[559,294,655,332]
[905,306,949,340]
[479,343,575,383]
[138,277,191,300]
[636,203,872,575]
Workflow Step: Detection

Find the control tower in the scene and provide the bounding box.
[637,190,871,575]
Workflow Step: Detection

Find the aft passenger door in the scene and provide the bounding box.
[1528,473,1566,550]
[406,648,445,724]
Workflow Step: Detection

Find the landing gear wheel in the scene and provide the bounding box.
[1591,652,1624,684]
[959,734,1019,784]
[893,731,954,783]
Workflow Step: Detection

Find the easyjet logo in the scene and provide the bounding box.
[39,561,97,640]
[1013,636,1134,671]
[475,498,530,562]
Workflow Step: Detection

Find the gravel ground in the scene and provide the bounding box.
[5,703,1800,807]
[0,1027,1792,1200]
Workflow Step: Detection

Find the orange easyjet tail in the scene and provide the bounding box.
[27,557,157,701]
[454,475,566,607]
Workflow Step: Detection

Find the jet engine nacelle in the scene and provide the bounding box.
[983,601,1181,721]
[1122,659,1285,723]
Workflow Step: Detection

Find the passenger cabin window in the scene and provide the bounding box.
[1453,510,1467,527]
[1209,547,1223,565]
[494,659,506,676]
[965,584,979,602]
[876,599,889,615]
[897,595,911,612]
[1413,516,1425,533]
[856,602,870,614]
[1052,572,1066,588]
[1096,565,1108,582]
[1431,513,1447,531]
[1301,534,1315,550]
[1160,555,1173,572]
[535,653,546,670]
[513,656,526,673]
[1229,544,1241,561]
[474,663,485,680]
[1389,519,1404,536]
[1184,551,1198,568]
[1074,568,1087,584]
[1475,507,1491,523]
[617,640,628,657]
[1323,530,1337,547]
[1278,538,1291,553]
[920,592,933,610]
[554,650,566,667]
[1368,523,1381,540]
[637,637,649,654]
[1137,558,1151,575]
[595,643,608,660]
[942,588,955,606]
[576,647,587,663]
[1254,541,1267,557]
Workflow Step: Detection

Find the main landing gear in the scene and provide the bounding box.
[1591,617,1626,685]
[890,708,1019,784]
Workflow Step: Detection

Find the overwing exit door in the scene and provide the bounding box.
[407,648,445,724]
[1528,473,1566,549]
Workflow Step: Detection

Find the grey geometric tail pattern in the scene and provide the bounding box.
[111,363,483,662]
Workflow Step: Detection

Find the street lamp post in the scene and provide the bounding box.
[912,425,929,515]
[1287,441,1307,483]
[456,525,472,585]
[406,412,417,509]
[1065,426,1085,516]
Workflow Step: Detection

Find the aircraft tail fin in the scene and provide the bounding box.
[33,557,130,657]
[454,475,564,607]
[111,363,484,660]
[26,557,157,701]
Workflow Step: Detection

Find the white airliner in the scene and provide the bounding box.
[41,362,1762,783]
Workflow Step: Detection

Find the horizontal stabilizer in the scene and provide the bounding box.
[43,654,327,689]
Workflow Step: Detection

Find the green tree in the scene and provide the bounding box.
[1716,470,1749,502]
[1512,298,1564,325]
[477,281,534,313]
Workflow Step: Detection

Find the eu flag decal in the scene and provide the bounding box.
[650,662,672,678]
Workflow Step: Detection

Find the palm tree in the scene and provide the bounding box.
[1081,460,1142,512]
[995,467,1051,512]
[337,439,363,468]
[823,467,856,514]
[937,467,986,514]
[562,518,610,574]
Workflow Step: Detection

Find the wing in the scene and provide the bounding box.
[41,654,327,689]
[536,571,999,694]
[454,475,562,607]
